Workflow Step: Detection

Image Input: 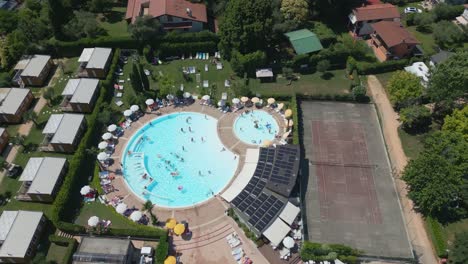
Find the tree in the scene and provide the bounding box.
[18,8,50,43]
[317,60,330,73]
[433,3,465,21]
[43,88,55,106]
[442,105,468,140]
[0,30,28,69]
[387,71,423,108]
[399,105,432,133]
[128,15,162,43]
[230,50,267,77]
[402,131,467,222]
[88,0,112,13]
[282,67,294,80]
[23,110,38,126]
[433,21,466,48]
[0,10,18,35]
[427,52,468,110]
[352,85,368,103]
[157,76,175,98]
[413,13,435,33]
[280,0,309,24]
[10,135,26,147]
[143,200,153,211]
[63,11,105,40]
[47,0,71,38]
[130,63,143,92]
[138,63,150,90]
[218,0,273,58]
[96,109,112,126]
[449,231,468,264]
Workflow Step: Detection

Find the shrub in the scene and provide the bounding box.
[316,60,330,73]
[155,233,169,264]
[425,217,448,257]
[48,235,78,264]
[230,50,267,77]
[352,85,369,103]
[300,241,360,263]
[433,3,465,21]
[356,59,409,75]
[290,95,300,145]
[400,105,432,133]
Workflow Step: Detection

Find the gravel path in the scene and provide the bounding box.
[367,75,437,264]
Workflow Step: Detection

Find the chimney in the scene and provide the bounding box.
[186,8,192,17]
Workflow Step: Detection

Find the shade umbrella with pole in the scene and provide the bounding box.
[284,109,293,118]
[123,109,133,117]
[98,141,108,150]
[165,218,177,229]
[267,98,275,105]
[164,256,176,264]
[102,132,112,140]
[116,203,127,214]
[166,94,174,100]
[88,216,99,227]
[80,185,92,195]
[202,95,210,101]
[283,236,295,249]
[130,105,139,112]
[232,98,240,104]
[174,223,186,236]
[130,211,143,222]
[251,97,260,104]
[97,152,108,161]
[183,92,191,99]
[107,124,117,133]
[241,97,249,103]
[145,99,155,106]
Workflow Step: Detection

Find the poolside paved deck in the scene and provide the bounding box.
[106,101,285,263]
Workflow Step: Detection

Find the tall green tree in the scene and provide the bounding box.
[449,231,468,264]
[399,105,432,133]
[138,63,150,90]
[387,71,423,108]
[230,50,267,77]
[433,21,466,48]
[280,0,309,24]
[88,0,112,13]
[402,131,468,222]
[218,0,273,58]
[442,105,468,140]
[18,8,50,43]
[130,63,143,92]
[128,15,162,43]
[63,11,105,40]
[0,10,18,35]
[0,30,28,69]
[47,0,71,38]
[427,52,468,110]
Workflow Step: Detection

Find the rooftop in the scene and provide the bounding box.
[43,114,85,144]
[78,48,112,70]
[372,21,419,48]
[19,157,67,195]
[0,211,43,258]
[0,88,31,115]
[126,0,207,23]
[62,78,100,104]
[284,29,323,55]
[73,237,133,263]
[351,3,400,22]
[14,55,51,77]
[430,50,454,65]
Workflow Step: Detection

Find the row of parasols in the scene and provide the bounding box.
[165,218,186,236]
[123,104,141,117]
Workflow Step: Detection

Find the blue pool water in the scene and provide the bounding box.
[122,112,239,208]
[233,110,279,145]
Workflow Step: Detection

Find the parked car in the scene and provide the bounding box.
[404,7,422,13]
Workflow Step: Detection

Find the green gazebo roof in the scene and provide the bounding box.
[284,29,323,55]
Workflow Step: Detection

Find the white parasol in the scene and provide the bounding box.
[88,216,99,227]
[241,97,249,103]
[107,124,117,132]
[251,97,260,103]
[130,211,143,221]
[166,94,174,100]
[80,185,92,195]
[116,203,128,214]
[202,95,210,100]
[183,92,191,98]
[102,132,113,140]
[97,152,109,161]
[98,141,108,149]
[232,98,240,104]
[277,103,284,111]
[145,99,155,105]
[267,98,275,105]
[123,109,133,117]
[130,105,139,112]
[283,236,295,249]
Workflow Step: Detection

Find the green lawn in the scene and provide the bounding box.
[74,202,138,229]
[398,128,427,160]
[444,219,468,246]
[46,243,68,263]
[99,7,129,37]
[406,26,437,55]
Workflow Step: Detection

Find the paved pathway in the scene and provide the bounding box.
[367,75,437,264]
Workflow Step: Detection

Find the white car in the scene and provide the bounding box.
[404,7,422,14]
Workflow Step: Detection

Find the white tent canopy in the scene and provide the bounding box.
[130,211,142,221]
[80,185,92,195]
[97,152,109,161]
[116,203,127,214]
[98,141,108,149]
[221,163,257,202]
[107,124,117,132]
[145,99,155,105]
[279,202,300,225]
[123,110,133,117]
[88,216,99,227]
[130,105,139,112]
[262,218,290,247]
[245,148,260,163]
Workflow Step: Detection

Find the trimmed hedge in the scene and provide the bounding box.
[290,95,300,145]
[155,233,169,264]
[356,59,409,75]
[425,217,448,257]
[158,41,218,57]
[48,235,78,264]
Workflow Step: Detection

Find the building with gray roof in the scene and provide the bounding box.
[0,210,46,263]
[17,157,68,202]
[61,78,100,113]
[78,48,112,79]
[42,114,86,153]
[0,88,34,123]
[73,237,136,264]
[13,55,53,86]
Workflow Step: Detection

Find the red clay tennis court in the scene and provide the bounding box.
[311,120,382,225]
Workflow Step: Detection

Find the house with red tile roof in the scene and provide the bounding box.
[125,0,207,32]
[348,3,400,37]
[369,21,420,61]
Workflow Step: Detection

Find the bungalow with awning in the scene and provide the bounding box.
[0,88,34,123]
[41,114,86,153]
[78,48,112,79]
[13,55,53,87]
[61,78,100,113]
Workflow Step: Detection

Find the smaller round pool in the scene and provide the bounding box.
[233,110,279,145]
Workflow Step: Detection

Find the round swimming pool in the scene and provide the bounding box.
[122,112,239,208]
[233,110,280,146]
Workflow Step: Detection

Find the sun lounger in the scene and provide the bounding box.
[203,80,209,88]
[205,64,208,71]
[232,248,243,255]
[205,53,209,60]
